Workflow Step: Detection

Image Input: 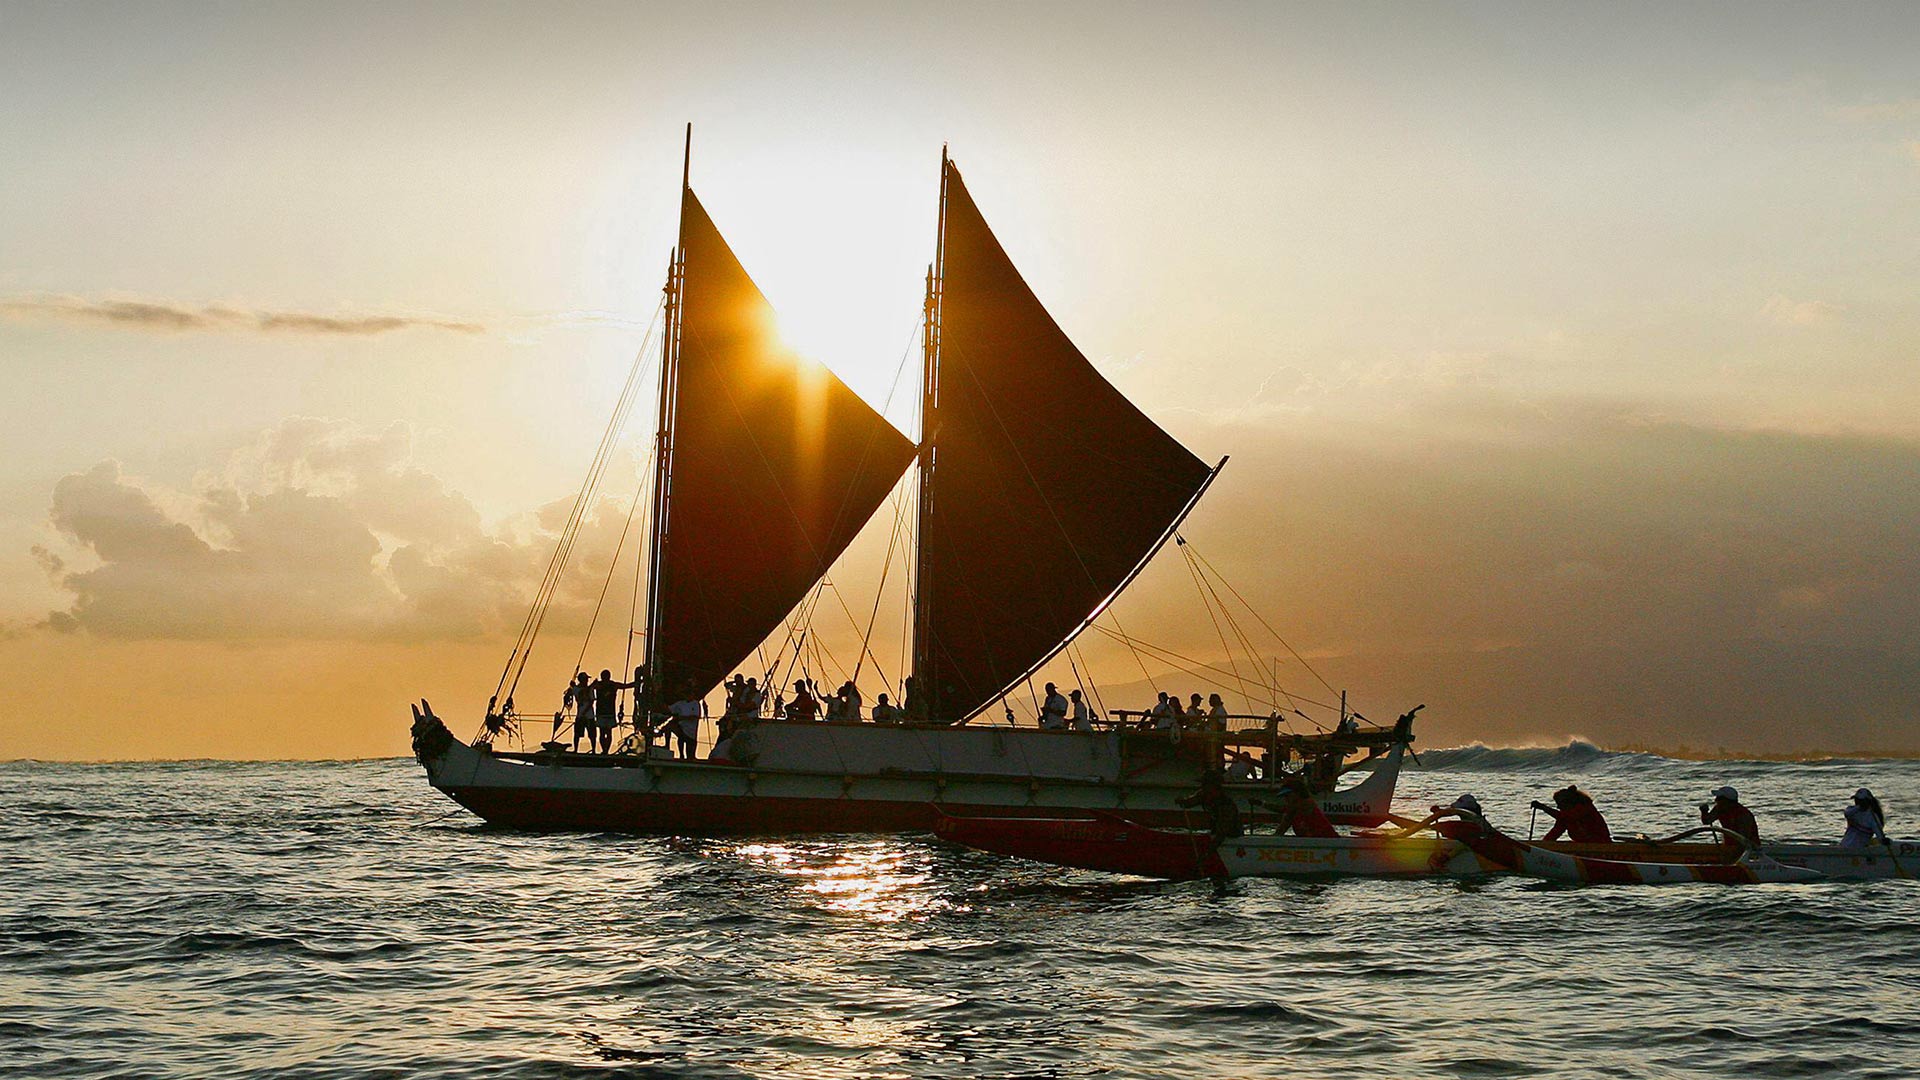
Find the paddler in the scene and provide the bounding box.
[1531,784,1613,843]
[1177,769,1244,841]
[1699,786,1760,847]
[1430,794,1486,840]
[1258,772,1338,838]
[1841,788,1888,849]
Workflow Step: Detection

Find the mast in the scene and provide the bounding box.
[641,123,692,710]
[910,146,948,718]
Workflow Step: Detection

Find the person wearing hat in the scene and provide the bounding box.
[1430,793,1485,840]
[1532,784,1613,844]
[1699,786,1760,847]
[1841,788,1888,849]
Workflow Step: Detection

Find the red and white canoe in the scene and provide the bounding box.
[1458,822,1824,885]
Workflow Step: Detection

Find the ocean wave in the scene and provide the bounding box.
[1415,739,1660,773]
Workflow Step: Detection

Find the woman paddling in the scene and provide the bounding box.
[1531,784,1613,843]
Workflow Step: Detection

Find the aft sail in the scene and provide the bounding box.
[912,158,1218,725]
[645,186,916,702]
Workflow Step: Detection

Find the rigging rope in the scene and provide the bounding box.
[492,298,664,711]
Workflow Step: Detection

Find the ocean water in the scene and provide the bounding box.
[4,745,1917,1079]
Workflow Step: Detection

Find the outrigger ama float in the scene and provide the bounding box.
[410,130,1419,835]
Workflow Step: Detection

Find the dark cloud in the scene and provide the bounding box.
[0,294,482,336]
[1124,394,1920,751]
[38,419,632,641]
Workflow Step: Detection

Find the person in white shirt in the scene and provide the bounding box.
[870,693,901,724]
[1069,689,1095,732]
[1842,788,1887,849]
[1183,694,1206,731]
[666,695,702,760]
[1207,693,1229,733]
[1039,683,1069,730]
[1225,750,1258,782]
[1148,692,1176,731]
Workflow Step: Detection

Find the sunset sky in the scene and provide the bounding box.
[5,2,1918,759]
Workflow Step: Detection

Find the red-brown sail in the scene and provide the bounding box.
[913,161,1216,724]
[647,188,916,701]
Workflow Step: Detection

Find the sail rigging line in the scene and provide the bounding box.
[952,455,1228,726]
[491,299,663,710]
[1179,537,1253,712]
[1184,540,1340,700]
[507,333,656,704]
[1081,620,1339,718]
[578,437,655,678]
[623,443,658,681]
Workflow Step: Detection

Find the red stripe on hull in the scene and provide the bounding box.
[443,784,1260,836]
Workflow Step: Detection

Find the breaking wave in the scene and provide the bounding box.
[1416,739,1659,773]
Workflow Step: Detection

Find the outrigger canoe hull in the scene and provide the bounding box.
[1460,828,1825,885]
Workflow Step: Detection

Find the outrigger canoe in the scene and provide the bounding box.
[1455,821,1823,885]
[936,810,1915,883]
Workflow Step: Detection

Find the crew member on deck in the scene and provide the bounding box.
[666,691,701,760]
[1184,694,1206,732]
[1207,693,1229,733]
[1225,750,1259,782]
[870,693,901,724]
[1069,689,1095,732]
[1148,692,1176,732]
[1532,784,1613,843]
[1842,788,1888,849]
[563,672,593,752]
[786,680,819,722]
[1039,683,1069,730]
[1699,786,1760,847]
[589,668,633,754]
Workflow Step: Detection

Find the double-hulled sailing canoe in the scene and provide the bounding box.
[410,135,1418,835]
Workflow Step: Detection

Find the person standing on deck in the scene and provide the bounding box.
[1069,689,1095,732]
[666,691,702,760]
[1532,785,1613,843]
[589,669,633,754]
[838,681,863,723]
[1039,683,1069,730]
[1184,694,1206,732]
[563,672,594,752]
[1699,786,1760,847]
[1207,693,1229,733]
[1842,788,1888,849]
[1148,692,1176,732]
[870,693,901,725]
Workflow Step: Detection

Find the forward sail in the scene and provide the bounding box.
[913,159,1217,725]
[646,187,916,702]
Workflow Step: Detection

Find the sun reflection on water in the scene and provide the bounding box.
[723,840,954,922]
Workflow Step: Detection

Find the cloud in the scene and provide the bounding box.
[1829,97,1920,123]
[38,419,637,641]
[0,294,483,336]
[1759,294,1841,326]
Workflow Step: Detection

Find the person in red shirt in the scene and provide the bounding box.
[1532,785,1613,843]
[1260,773,1339,838]
[1700,786,1760,847]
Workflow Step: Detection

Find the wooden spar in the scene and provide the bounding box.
[641,124,691,712]
[909,145,948,721]
[956,455,1231,726]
